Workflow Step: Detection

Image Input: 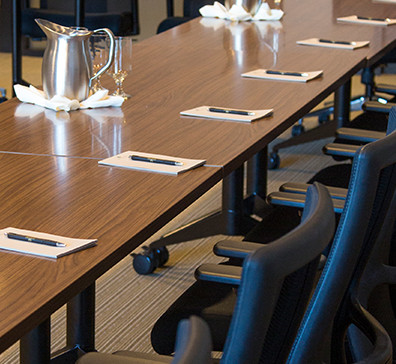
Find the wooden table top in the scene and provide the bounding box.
[5,0,395,174]
[0,153,221,352]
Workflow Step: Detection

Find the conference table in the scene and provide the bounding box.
[1,0,396,362]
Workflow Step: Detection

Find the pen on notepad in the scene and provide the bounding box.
[208,107,255,116]
[318,39,354,45]
[266,70,309,77]
[357,16,390,22]
[5,232,66,247]
[130,155,183,166]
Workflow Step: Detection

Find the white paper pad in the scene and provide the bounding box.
[98,151,206,175]
[297,38,370,50]
[337,15,396,26]
[0,227,97,259]
[180,106,273,122]
[373,0,396,4]
[242,69,323,82]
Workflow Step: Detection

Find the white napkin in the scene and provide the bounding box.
[199,1,283,21]
[14,85,124,112]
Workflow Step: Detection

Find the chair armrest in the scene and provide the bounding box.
[335,127,385,143]
[322,143,360,158]
[362,100,395,113]
[267,191,345,213]
[279,182,348,200]
[375,83,396,95]
[195,263,242,285]
[213,239,263,259]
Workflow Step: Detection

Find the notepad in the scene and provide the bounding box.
[297,38,370,50]
[242,69,323,82]
[98,151,206,175]
[180,106,273,122]
[0,227,97,259]
[337,15,396,26]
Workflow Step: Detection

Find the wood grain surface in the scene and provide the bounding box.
[4,0,396,175]
[0,154,221,352]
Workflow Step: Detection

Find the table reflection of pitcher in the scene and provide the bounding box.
[35,19,115,101]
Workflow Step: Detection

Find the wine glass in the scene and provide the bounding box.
[107,36,133,99]
[89,32,109,93]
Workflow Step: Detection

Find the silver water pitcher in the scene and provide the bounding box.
[35,19,115,101]
[225,0,262,15]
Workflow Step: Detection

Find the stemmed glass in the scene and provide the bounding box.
[107,36,133,99]
[90,32,109,93]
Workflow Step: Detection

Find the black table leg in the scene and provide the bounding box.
[20,319,51,364]
[149,165,257,250]
[51,283,96,363]
[244,146,269,216]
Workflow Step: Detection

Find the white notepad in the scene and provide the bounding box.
[98,151,206,175]
[373,0,396,4]
[337,15,396,26]
[180,106,273,122]
[0,227,97,259]
[297,38,370,50]
[242,69,323,82]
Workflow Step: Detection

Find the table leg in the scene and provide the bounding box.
[244,147,269,216]
[20,319,51,364]
[268,79,352,168]
[147,165,257,249]
[66,283,95,352]
[334,78,351,128]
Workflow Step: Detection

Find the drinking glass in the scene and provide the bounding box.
[90,32,109,93]
[107,36,133,99]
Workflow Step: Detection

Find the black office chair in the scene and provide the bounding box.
[76,315,212,364]
[260,108,396,362]
[12,0,139,86]
[151,182,335,362]
[157,0,223,34]
[151,108,396,362]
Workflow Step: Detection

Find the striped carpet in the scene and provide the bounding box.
[0,114,342,363]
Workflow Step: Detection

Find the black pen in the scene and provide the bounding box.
[130,155,183,166]
[266,70,309,77]
[319,39,354,45]
[357,16,390,22]
[208,107,255,116]
[5,232,66,247]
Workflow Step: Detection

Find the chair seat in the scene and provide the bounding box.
[151,281,234,354]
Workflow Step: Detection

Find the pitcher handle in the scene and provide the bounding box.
[89,28,115,87]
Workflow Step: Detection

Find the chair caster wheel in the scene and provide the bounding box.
[268,152,280,170]
[157,246,169,266]
[318,113,330,124]
[131,246,169,275]
[291,124,305,137]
